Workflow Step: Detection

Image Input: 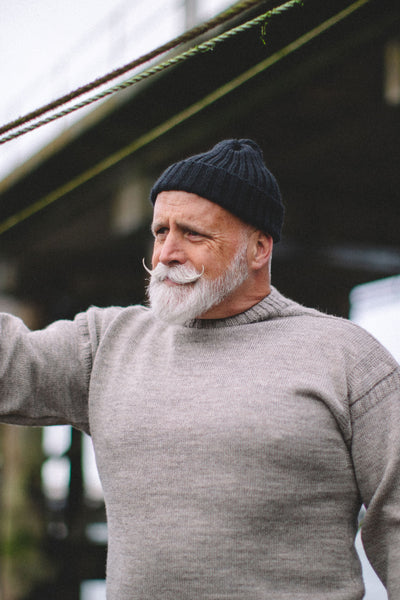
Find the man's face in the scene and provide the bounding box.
[148,191,252,323]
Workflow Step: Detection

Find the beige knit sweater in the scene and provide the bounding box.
[1,287,400,599]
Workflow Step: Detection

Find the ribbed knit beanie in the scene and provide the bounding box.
[149,139,284,242]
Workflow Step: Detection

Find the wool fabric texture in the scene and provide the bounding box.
[1,289,400,598]
[150,139,285,241]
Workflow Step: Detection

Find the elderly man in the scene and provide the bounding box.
[1,139,399,599]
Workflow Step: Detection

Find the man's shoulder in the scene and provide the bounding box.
[83,303,152,327]
[273,287,363,329]
[271,288,397,361]
[76,303,157,344]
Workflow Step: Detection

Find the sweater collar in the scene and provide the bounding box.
[184,286,294,329]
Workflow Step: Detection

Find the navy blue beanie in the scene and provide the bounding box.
[149,139,284,242]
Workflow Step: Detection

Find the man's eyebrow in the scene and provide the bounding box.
[178,220,212,236]
[151,219,211,236]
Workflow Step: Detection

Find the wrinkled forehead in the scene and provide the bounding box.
[152,190,250,233]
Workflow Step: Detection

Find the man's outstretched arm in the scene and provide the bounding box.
[0,311,92,432]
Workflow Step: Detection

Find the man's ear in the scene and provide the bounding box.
[249,231,273,270]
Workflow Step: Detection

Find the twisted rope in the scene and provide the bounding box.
[0,0,302,145]
[0,0,271,138]
[0,0,374,237]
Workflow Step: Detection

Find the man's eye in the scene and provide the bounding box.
[187,230,202,238]
[154,228,167,237]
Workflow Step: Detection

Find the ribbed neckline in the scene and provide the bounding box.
[184,287,294,329]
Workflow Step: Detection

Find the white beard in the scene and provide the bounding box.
[146,243,249,325]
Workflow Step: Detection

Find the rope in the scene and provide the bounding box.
[0,0,372,236]
[0,0,272,138]
[0,0,302,145]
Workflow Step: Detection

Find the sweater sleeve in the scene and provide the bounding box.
[349,338,400,599]
[0,310,97,433]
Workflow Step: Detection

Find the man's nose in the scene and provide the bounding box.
[158,232,185,265]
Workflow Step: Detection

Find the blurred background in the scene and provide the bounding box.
[0,0,399,597]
